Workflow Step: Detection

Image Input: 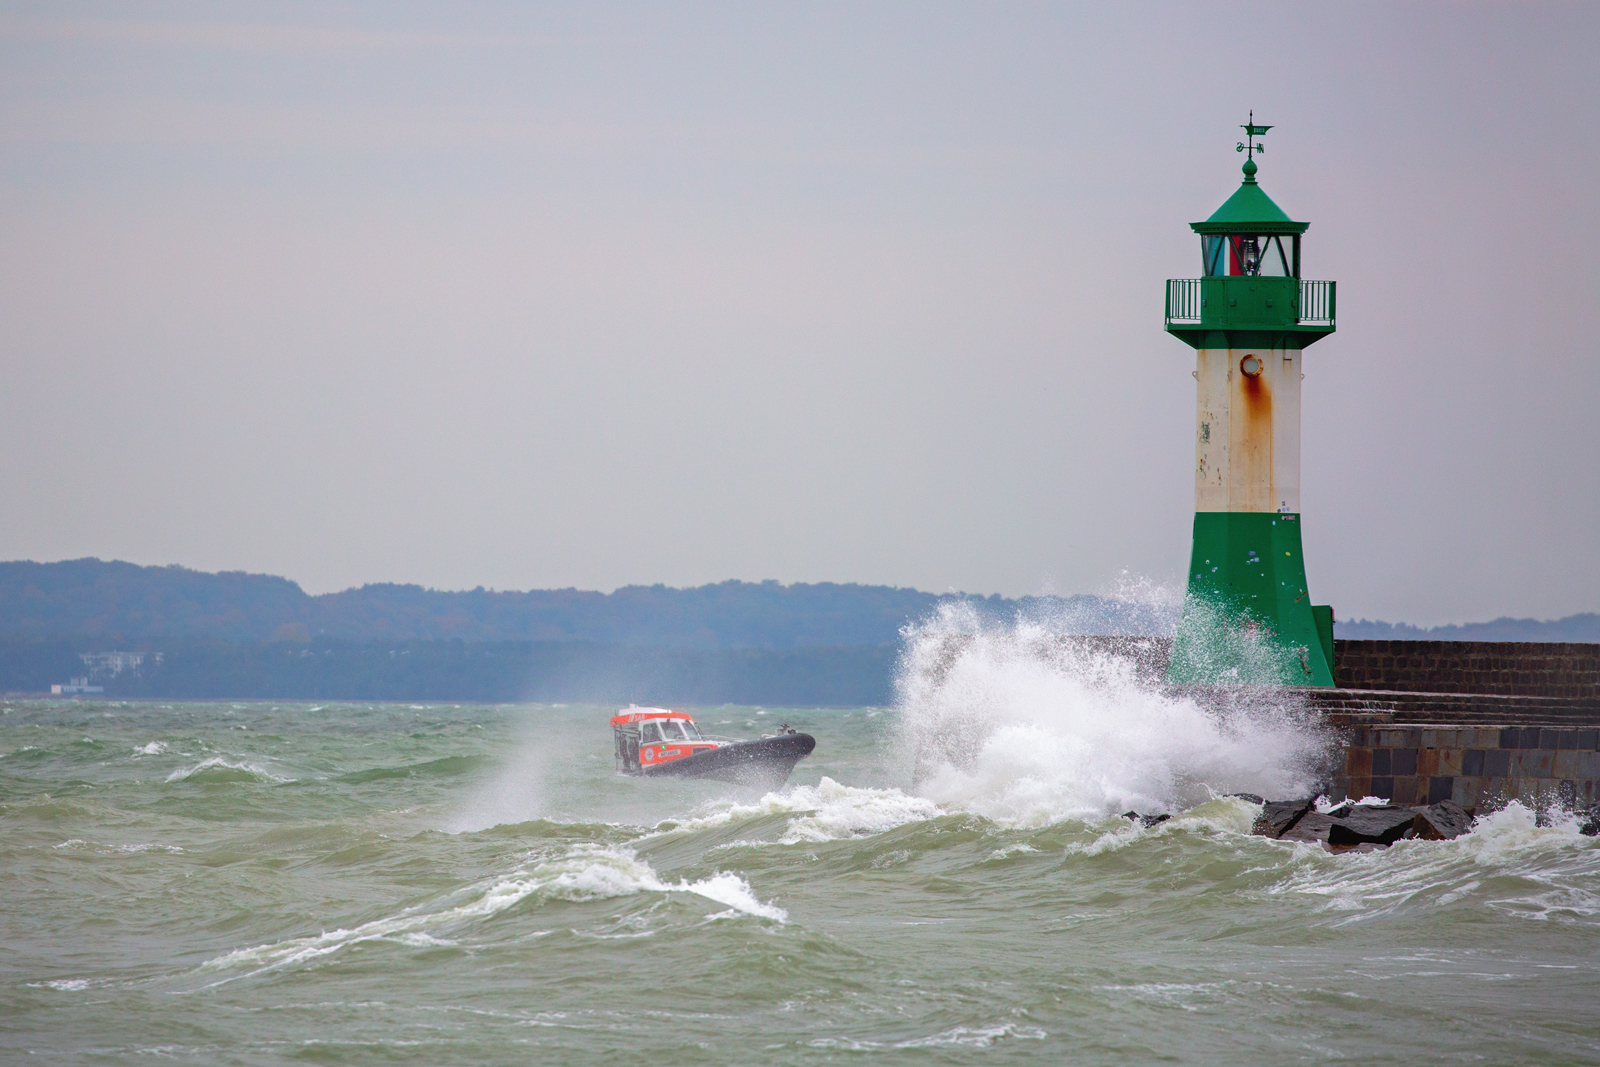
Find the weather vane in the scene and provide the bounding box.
[1237,110,1271,161]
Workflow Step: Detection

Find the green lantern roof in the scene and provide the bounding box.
[1191,160,1309,236]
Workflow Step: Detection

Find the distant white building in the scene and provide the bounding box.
[80,651,161,676]
[52,677,103,695]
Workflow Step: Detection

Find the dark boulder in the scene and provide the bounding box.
[1252,797,1315,839]
[1412,800,1473,841]
[1280,811,1336,844]
[1121,811,1171,828]
[1228,793,1265,805]
[1327,805,1419,847]
[1579,810,1600,837]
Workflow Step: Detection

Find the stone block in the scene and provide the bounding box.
[1428,776,1455,804]
[1553,752,1579,780]
[1417,748,1440,777]
[1485,749,1512,777]
[1414,800,1473,840]
[1253,797,1315,839]
[1345,748,1372,776]
[1392,776,1420,804]
[1279,811,1335,844]
[1371,748,1392,775]
[1328,805,1418,846]
[1346,776,1371,800]
[1453,776,1486,808]
[1516,751,1555,777]
[1558,731,1580,751]
[1500,728,1520,749]
[1541,729,1563,751]
[1576,752,1600,779]
[1462,749,1486,776]
[1391,748,1418,776]
[1580,729,1599,751]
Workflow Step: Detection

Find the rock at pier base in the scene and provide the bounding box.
[1252,798,1315,839]
[1121,811,1171,828]
[1327,806,1418,847]
[1250,797,1479,849]
[1280,811,1336,844]
[1412,800,1472,841]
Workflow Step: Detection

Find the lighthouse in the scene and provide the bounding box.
[1164,117,1338,687]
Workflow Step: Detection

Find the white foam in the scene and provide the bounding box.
[165,757,288,783]
[897,601,1329,825]
[42,979,90,991]
[198,845,783,983]
[894,1023,1047,1048]
[1268,801,1600,925]
[135,741,167,755]
[659,776,943,845]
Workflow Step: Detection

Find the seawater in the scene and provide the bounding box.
[6,628,1600,1064]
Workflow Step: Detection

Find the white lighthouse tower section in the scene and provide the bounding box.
[1193,346,1301,514]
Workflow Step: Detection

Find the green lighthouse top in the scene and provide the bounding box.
[1191,113,1309,236]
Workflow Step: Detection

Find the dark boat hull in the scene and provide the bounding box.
[641,733,816,786]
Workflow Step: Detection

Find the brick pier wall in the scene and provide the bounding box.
[1333,640,1600,698]
[1094,637,1600,810]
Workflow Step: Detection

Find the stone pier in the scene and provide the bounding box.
[1313,641,1600,810]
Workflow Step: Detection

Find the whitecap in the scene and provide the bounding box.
[43,978,90,991]
[1267,801,1600,925]
[657,776,943,845]
[165,757,288,784]
[196,844,783,984]
[893,1023,1046,1048]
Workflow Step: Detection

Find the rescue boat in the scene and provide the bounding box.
[611,707,815,786]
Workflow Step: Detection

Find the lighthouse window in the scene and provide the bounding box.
[1201,234,1296,277]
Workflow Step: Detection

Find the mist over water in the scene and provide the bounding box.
[5,616,1600,1064]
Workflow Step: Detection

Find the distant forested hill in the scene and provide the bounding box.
[0,558,1165,648]
[1335,614,1600,642]
[3,559,1590,651]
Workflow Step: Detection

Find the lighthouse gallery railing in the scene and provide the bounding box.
[1164,278,1336,328]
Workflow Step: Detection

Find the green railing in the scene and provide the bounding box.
[1298,279,1335,326]
[1164,277,1336,328]
[1165,278,1202,325]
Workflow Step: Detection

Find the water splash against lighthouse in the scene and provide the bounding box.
[895,599,1334,825]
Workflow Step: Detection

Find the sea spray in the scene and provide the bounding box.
[896,600,1332,823]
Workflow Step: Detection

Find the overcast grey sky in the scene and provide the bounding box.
[2,2,1597,624]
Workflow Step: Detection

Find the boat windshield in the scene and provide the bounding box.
[640,722,663,744]
[655,719,701,741]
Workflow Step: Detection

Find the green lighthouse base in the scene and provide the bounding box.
[1166,512,1336,687]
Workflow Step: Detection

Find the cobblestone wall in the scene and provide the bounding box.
[1334,725,1600,811]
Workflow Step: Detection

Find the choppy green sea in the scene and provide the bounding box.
[5,683,1600,1064]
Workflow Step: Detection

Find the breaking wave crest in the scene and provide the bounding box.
[896,601,1333,824]
[197,844,783,983]
[659,777,944,844]
[165,757,288,784]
